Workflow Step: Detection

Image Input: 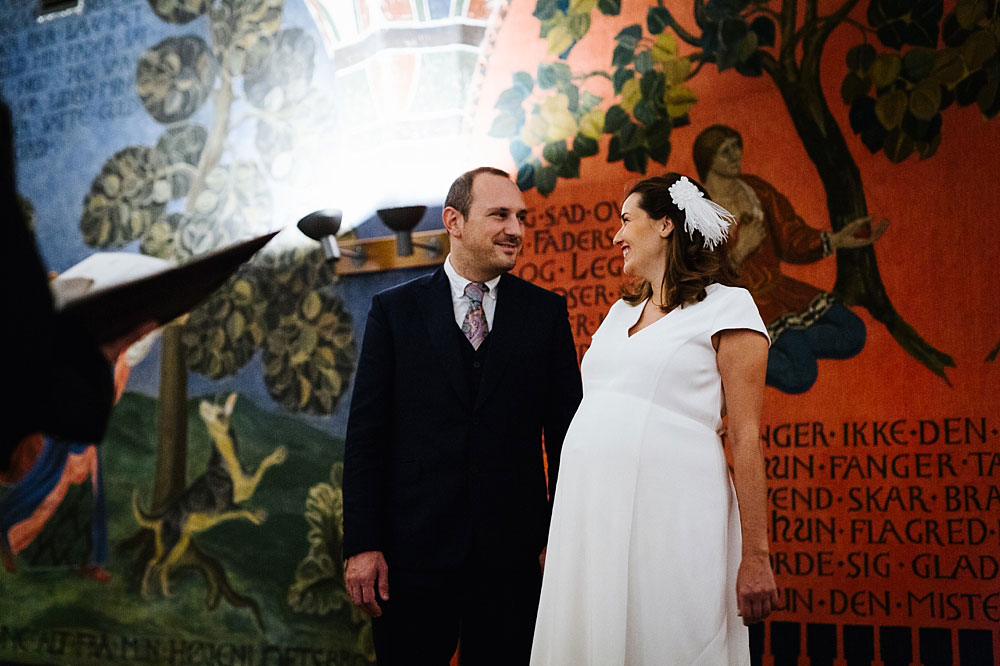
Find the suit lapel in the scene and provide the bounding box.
[475,273,522,410]
[420,268,472,409]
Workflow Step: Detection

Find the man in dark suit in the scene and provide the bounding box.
[342,167,583,665]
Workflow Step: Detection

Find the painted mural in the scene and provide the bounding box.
[2,0,1000,665]
[477,0,1000,663]
[490,0,998,386]
[3,0,391,663]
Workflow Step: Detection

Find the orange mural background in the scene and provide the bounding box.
[470,0,1000,663]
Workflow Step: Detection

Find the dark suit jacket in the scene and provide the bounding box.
[342,267,582,570]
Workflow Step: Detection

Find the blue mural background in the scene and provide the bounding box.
[0,0,452,435]
[0,0,486,662]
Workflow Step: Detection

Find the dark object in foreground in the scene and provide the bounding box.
[56,231,279,345]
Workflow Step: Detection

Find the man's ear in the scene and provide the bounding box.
[658,217,675,239]
[442,206,463,237]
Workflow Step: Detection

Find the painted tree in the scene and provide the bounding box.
[287,462,375,660]
[492,0,1000,380]
[79,0,355,626]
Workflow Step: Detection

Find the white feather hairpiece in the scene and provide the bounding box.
[668,176,735,249]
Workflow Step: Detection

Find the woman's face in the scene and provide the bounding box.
[613,193,673,283]
[710,136,743,178]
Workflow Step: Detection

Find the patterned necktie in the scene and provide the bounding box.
[462,282,489,350]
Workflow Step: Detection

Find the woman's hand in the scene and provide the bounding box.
[736,552,780,625]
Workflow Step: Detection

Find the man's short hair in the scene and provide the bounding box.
[444,167,512,220]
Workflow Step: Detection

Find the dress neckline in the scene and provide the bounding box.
[624,284,724,339]
[626,298,676,339]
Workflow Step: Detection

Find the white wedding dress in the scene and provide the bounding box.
[531,284,768,666]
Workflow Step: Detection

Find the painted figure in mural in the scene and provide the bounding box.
[1,437,112,580]
[693,125,889,394]
[0,334,155,579]
[531,174,777,665]
[342,167,583,665]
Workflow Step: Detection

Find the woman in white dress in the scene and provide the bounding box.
[531,173,778,666]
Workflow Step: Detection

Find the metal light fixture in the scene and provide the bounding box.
[376,206,441,258]
[296,209,366,264]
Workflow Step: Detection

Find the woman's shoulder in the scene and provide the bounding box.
[699,284,760,317]
[704,284,769,340]
[591,298,636,334]
[704,283,753,303]
[605,297,640,316]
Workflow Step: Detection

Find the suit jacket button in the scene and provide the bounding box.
[473,361,481,368]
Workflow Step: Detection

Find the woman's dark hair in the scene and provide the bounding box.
[692,124,742,181]
[620,172,736,312]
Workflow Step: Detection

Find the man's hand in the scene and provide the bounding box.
[539,546,547,573]
[345,550,389,617]
[736,552,779,626]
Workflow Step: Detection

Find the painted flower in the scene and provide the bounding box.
[540,93,578,141]
[520,113,548,147]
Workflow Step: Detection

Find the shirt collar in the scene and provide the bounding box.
[444,254,501,299]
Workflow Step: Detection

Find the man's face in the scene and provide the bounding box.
[454,174,527,277]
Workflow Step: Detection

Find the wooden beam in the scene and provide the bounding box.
[335,229,450,275]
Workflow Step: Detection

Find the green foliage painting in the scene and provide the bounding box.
[493,0,1000,381]
[77,0,358,636]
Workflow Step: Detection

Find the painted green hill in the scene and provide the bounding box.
[0,392,370,666]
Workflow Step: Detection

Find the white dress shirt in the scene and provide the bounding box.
[443,254,500,330]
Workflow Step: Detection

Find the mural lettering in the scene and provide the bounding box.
[516,198,624,356]
[0,625,363,666]
[763,416,999,624]
[2,5,148,161]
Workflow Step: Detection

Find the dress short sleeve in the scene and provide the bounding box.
[709,286,770,346]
